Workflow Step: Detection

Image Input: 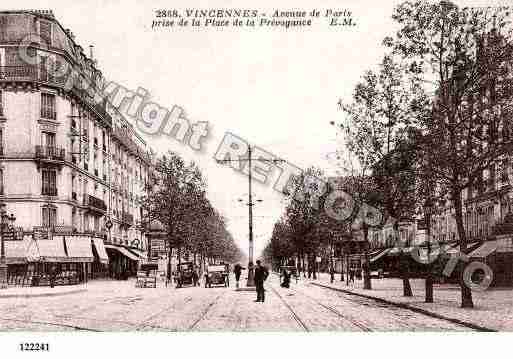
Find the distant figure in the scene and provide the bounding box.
[49,265,57,288]
[192,266,199,286]
[254,260,269,302]
[233,263,243,288]
[280,268,291,288]
[349,268,355,284]
[356,268,362,281]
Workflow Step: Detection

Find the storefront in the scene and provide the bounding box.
[4,234,105,286]
[91,237,109,279]
[105,244,140,279]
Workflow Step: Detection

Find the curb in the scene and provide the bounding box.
[310,282,496,332]
[0,288,87,299]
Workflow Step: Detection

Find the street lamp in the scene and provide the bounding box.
[0,203,16,289]
[217,144,284,287]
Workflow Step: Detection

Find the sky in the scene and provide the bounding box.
[2,0,504,259]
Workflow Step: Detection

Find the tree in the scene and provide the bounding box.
[142,151,243,275]
[387,1,513,308]
[341,55,426,296]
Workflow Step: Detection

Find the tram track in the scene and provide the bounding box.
[0,316,102,331]
[187,291,227,331]
[268,285,310,332]
[135,296,193,330]
[291,285,373,331]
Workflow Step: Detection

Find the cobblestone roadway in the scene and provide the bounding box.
[0,276,473,331]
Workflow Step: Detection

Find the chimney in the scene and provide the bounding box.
[89,45,94,60]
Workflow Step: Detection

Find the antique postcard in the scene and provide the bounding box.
[0,0,511,357]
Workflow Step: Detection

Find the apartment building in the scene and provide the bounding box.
[0,9,153,282]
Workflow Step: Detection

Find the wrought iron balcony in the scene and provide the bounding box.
[83,194,107,213]
[35,146,65,162]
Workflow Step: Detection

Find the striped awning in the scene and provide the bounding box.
[92,238,109,264]
[5,237,36,264]
[105,244,140,261]
[129,248,148,260]
[64,236,94,263]
[36,236,68,262]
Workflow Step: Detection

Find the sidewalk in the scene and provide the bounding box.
[309,273,513,331]
[0,284,87,299]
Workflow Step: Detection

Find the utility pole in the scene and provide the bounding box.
[247,145,254,286]
[217,144,284,287]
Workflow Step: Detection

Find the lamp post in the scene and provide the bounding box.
[217,144,284,287]
[0,203,16,289]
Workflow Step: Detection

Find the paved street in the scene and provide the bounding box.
[0,274,473,331]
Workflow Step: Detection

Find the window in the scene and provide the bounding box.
[0,168,3,195]
[42,169,57,196]
[42,131,56,149]
[41,93,56,120]
[94,216,100,232]
[0,90,3,117]
[84,213,90,231]
[42,205,57,227]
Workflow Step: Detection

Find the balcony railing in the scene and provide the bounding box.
[42,187,58,196]
[83,194,107,213]
[35,146,65,161]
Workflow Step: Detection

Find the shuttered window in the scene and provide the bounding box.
[41,93,56,120]
[42,205,57,227]
[42,169,57,196]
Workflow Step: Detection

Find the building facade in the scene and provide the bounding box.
[0,9,153,282]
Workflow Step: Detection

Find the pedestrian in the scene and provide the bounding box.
[49,265,57,288]
[254,260,269,302]
[233,263,242,288]
[349,268,355,284]
[280,267,290,288]
[192,265,199,287]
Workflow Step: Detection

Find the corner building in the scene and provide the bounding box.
[0,10,153,284]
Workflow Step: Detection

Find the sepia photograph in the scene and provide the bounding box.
[0,0,512,357]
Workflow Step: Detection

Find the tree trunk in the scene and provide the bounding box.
[312,253,317,280]
[395,221,413,297]
[167,246,173,280]
[452,189,474,308]
[425,211,433,303]
[401,254,413,297]
[363,225,372,290]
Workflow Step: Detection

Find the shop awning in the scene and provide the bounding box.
[468,240,499,258]
[370,248,391,263]
[5,238,33,264]
[64,236,94,263]
[92,238,109,264]
[35,236,68,262]
[129,248,148,260]
[105,244,140,261]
